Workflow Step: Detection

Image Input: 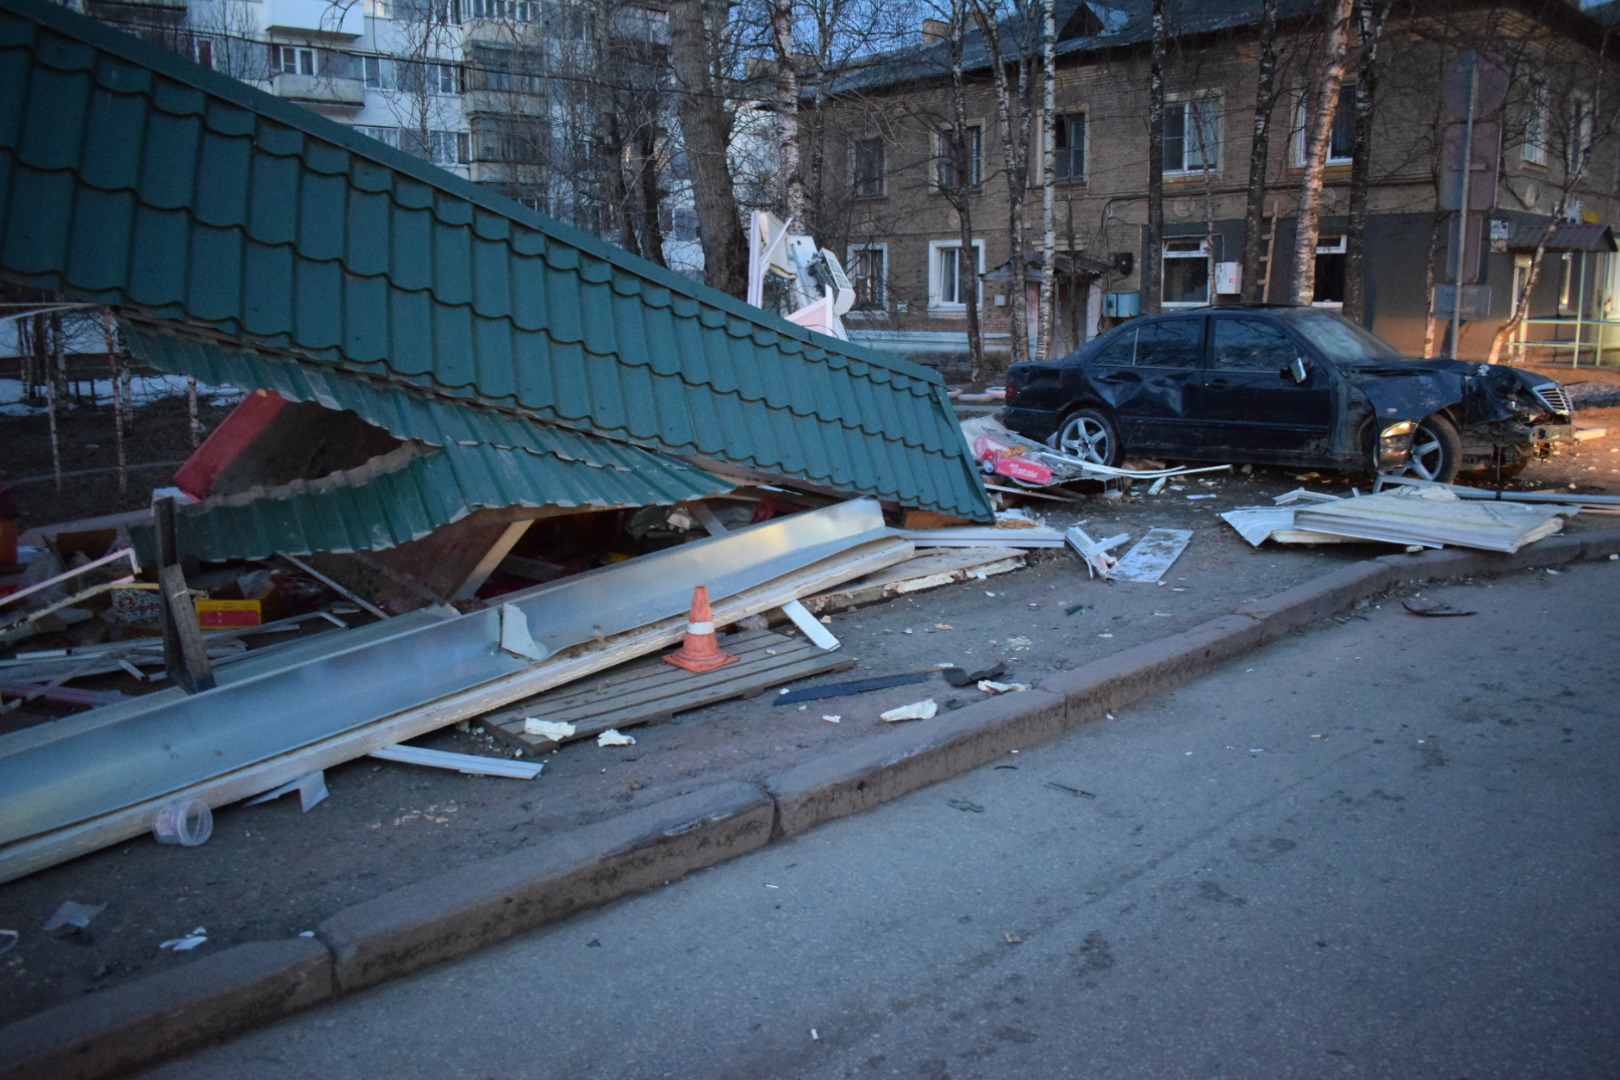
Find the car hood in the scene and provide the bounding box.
[1340,358,1538,424]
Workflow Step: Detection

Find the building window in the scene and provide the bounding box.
[1161,238,1210,306]
[853,137,885,198]
[928,239,984,309]
[935,125,983,191]
[1570,93,1595,173]
[193,37,216,69]
[1165,96,1219,173]
[1523,83,1549,166]
[1054,112,1085,182]
[355,125,402,149]
[362,55,394,89]
[275,45,317,76]
[428,130,471,166]
[847,246,887,311]
[1313,234,1346,305]
[466,0,537,21]
[1292,85,1355,166]
[430,62,458,94]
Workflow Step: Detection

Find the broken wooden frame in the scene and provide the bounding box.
[0,500,910,883]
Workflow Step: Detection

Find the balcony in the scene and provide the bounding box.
[265,0,363,38]
[271,72,367,113]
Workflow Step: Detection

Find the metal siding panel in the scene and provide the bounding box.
[507,254,545,330]
[341,272,390,363]
[390,206,432,291]
[577,276,614,355]
[387,289,435,376]
[126,203,188,306]
[2,163,71,277]
[79,83,144,192]
[0,44,24,147]
[187,224,243,323]
[19,58,87,171]
[471,235,509,319]
[547,340,592,421]
[240,241,293,336]
[193,127,250,228]
[297,169,346,261]
[472,317,514,397]
[247,150,298,246]
[344,187,390,276]
[430,302,474,385]
[67,185,132,293]
[294,258,342,349]
[543,259,582,344]
[430,218,471,307]
[138,107,199,211]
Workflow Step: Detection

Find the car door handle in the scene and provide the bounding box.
[1206,378,1232,388]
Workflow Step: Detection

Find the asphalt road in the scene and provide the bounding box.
[138,559,1620,1080]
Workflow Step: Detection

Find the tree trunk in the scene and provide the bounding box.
[1343,0,1385,322]
[971,0,1030,373]
[1038,0,1056,359]
[669,0,748,296]
[769,0,804,223]
[1240,0,1278,305]
[1289,0,1354,304]
[1145,0,1166,314]
[948,1,985,380]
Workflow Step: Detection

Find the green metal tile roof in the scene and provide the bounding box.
[0,0,994,522]
[131,435,732,563]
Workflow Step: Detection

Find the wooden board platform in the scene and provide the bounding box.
[482,629,854,752]
[797,546,1026,615]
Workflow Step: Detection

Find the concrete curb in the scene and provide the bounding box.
[4,530,1618,1080]
[318,781,776,994]
[0,938,332,1080]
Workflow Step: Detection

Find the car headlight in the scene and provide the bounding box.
[1375,420,1415,470]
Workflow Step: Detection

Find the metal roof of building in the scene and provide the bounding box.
[0,0,994,524]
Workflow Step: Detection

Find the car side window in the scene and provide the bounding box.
[1212,318,1299,373]
[1133,319,1204,368]
[1090,327,1138,366]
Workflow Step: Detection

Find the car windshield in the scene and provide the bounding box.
[1283,311,1407,364]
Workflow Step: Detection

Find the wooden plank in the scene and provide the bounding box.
[0,536,912,884]
[799,547,1025,614]
[483,630,854,751]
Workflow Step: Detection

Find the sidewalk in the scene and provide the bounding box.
[5,494,1619,1079]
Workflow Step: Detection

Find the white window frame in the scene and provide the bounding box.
[428,129,471,166]
[927,239,985,311]
[846,244,888,313]
[362,55,394,90]
[430,61,458,95]
[275,45,317,77]
[1291,86,1355,167]
[1523,82,1549,166]
[934,124,984,192]
[1164,94,1220,174]
[1161,237,1211,308]
[354,125,402,150]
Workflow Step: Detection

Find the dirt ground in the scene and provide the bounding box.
[2,362,1619,1029]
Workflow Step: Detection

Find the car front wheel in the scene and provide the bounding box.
[1398,415,1461,483]
[1054,408,1122,467]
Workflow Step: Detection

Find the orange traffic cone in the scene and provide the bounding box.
[664,585,739,673]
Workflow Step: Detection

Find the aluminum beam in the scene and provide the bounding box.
[0,501,888,855]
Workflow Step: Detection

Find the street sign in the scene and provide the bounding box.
[1432,284,1491,321]
[1440,121,1501,211]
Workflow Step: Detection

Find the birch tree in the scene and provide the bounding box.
[1288,0,1355,305]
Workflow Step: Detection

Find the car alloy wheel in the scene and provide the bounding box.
[1055,408,1120,467]
[1399,415,1461,483]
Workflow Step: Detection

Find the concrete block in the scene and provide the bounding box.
[0,937,332,1080]
[319,781,773,993]
[766,687,1066,838]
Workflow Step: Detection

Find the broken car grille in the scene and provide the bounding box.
[1532,383,1572,416]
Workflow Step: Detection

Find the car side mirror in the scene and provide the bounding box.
[1287,356,1311,384]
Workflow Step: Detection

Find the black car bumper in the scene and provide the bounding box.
[1001,405,1061,443]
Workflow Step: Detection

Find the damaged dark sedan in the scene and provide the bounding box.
[1002,307,1575,483]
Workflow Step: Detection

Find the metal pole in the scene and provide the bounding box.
[1573,253,1587,367]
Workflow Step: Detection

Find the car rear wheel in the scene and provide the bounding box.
[1398,415,1461,483]
[1054,408,1122,467]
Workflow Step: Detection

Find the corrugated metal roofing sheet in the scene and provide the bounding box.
[0,0,993,522]
[143,435,733,561]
